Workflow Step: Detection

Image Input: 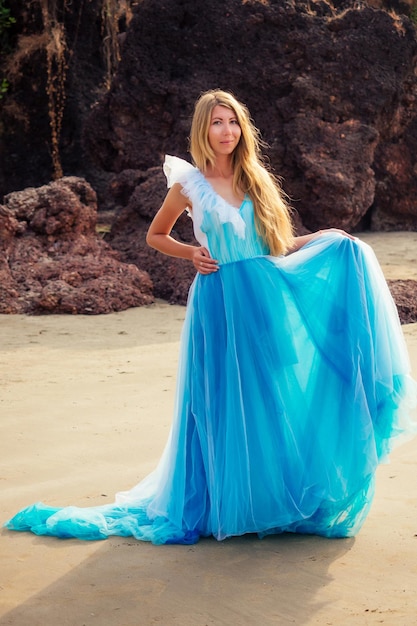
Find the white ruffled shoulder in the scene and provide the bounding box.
[162,154,246,245]
[163,155,197,188]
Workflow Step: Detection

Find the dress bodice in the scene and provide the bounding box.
[163,155,270,264]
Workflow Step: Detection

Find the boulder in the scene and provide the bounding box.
[85,1,417,232]
[107,168,196,304]
[0,177,153,314]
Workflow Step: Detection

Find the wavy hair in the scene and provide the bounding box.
[189,89,294,255]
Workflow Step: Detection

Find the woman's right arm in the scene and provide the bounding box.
[146,183,218,274]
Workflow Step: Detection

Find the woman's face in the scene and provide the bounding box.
[207,105,241,158]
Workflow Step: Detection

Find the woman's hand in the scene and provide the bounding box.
[192,247,219,274]
[288,227,357,254]
[318,228,356,241]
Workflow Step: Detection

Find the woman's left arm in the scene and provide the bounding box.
[286,228,356,254]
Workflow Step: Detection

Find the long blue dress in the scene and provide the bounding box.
[5,155,416,544]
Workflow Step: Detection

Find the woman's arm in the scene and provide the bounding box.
[146,183,218,274]
[286,228,356,254]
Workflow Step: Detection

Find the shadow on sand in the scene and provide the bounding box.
[1,530,354,625]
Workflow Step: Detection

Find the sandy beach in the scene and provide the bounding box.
[1,232,416,626]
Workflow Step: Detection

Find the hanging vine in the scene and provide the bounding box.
[101,0,120,89]
[2,1,134,180]
[40,0,68,179]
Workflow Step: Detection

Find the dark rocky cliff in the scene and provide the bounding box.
[85,0,417,232]
[0,0,124,195]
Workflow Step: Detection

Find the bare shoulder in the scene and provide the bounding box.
[161,183,192,214]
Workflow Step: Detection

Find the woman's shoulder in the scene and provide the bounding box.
[163,155,198,189]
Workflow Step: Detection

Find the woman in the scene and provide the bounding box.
[5,90,416,544]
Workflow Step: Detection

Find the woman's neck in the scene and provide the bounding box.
[206,156,234,179]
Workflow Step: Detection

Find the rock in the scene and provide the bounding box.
[84,0,417,232]
[284,118,378,230]
[107,168,196,304]
[372,112,417,229]
[0,0,118,201]
[0,177,153,314]
[387,279,417,324]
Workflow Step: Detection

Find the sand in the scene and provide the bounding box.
[0,232,416,626]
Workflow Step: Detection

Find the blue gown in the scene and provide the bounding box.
[5,155,416,544]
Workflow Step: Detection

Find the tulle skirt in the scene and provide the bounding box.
[5,234,416,544]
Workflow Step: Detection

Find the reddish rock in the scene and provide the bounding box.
[387,279,417,324]
[372,111,417,229]
[84,1,417,233]
[107,168,197,304]
[284,118,378,230]
[0,177,153,314]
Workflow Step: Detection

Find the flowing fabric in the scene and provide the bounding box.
[5,155,416,544]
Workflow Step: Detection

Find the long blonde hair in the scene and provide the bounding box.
[189,89,294,255]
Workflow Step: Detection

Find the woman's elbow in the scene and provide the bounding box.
[146,230,156,249]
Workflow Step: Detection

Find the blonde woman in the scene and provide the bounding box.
[6,90,416,544]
